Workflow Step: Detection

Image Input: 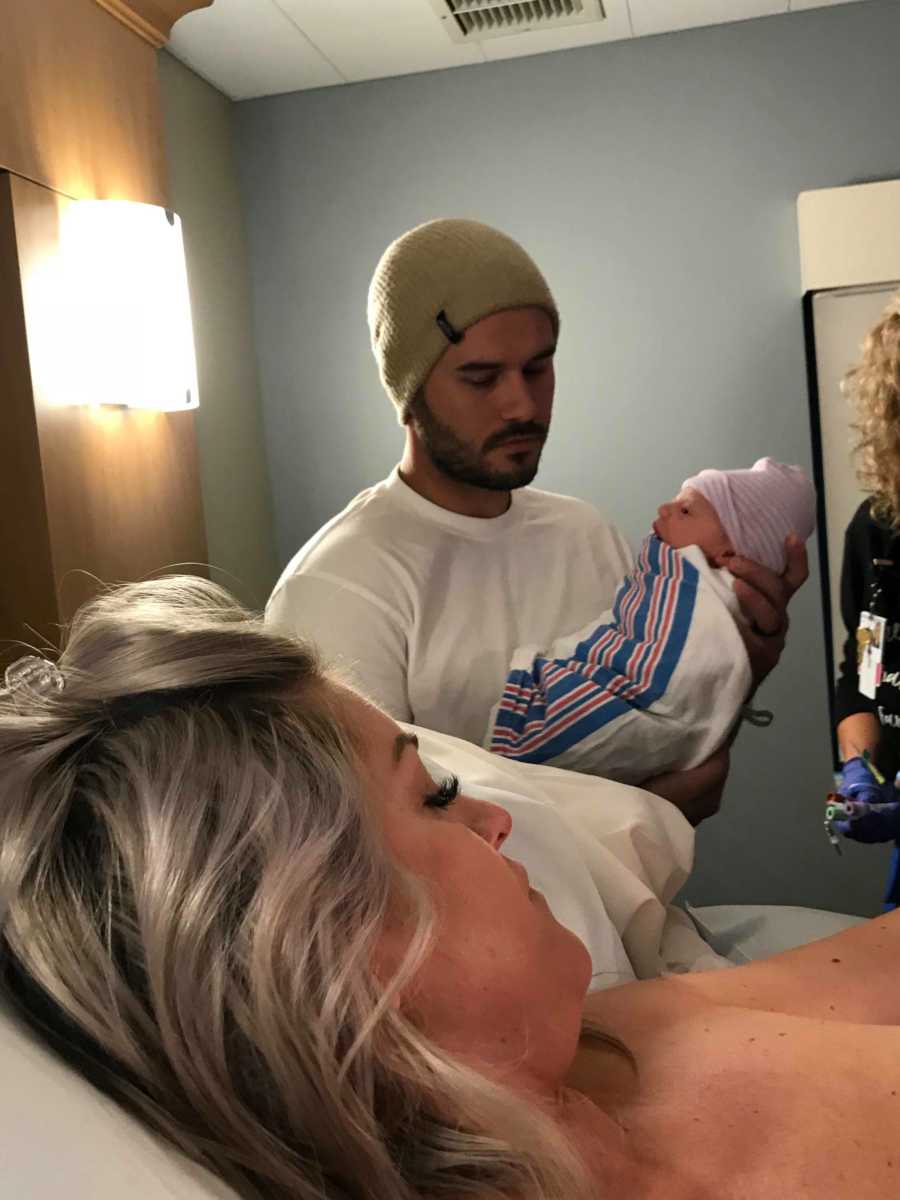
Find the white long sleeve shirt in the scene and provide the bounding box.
[266,468,633,745]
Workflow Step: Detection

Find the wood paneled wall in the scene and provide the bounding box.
[0,0,168,204]
[0,0,212,661]
[0,178,59,655]
[95,0,212,48]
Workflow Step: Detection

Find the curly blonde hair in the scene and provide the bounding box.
[843,289,900,530]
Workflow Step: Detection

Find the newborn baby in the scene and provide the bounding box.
[487,458,816,785]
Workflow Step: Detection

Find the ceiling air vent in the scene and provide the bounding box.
[428,0,606,43]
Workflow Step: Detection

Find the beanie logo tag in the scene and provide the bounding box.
[435,309,463,345]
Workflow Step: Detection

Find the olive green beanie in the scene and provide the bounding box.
[367,218,559,421]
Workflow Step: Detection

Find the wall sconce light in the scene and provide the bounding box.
[60,200,200,411]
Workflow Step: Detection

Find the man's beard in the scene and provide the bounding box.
[408,393,546,492]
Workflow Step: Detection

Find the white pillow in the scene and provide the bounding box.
[0,998,235,1200]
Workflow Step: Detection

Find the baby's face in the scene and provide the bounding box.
[653,487,733,563]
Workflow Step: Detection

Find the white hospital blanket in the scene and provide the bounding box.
[488,539,752,783]
[414,725,730,983]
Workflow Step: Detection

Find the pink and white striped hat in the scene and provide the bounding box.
[681,457,816,573]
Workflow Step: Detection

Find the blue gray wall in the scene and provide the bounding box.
[234,0,900,915]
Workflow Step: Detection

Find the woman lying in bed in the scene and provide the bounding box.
[0,577,895,1200]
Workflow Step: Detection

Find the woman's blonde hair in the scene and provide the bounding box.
[844,289,900,529]
[0,577,591,1200]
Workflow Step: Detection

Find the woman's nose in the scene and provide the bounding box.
[461,796,511,851]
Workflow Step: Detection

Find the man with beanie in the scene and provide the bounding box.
[488,459,816,784]
[266,219,806,820]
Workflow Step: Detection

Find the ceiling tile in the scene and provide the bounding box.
[169,0,343,100]
[628,0,787,38]
[481,0,633,61]
[167,0,876,101]
[273,0,485,83]
[789,0,867,10]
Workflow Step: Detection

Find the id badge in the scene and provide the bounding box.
[857,610,887,700]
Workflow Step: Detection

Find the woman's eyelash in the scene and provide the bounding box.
[425,774,460,809]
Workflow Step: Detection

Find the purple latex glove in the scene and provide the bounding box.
[835,757,900,843]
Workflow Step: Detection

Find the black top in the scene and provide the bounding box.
[834,497,900,779]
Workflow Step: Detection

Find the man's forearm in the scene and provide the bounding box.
[642,745,730,826]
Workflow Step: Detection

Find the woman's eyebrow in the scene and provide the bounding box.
[393,732,419,763]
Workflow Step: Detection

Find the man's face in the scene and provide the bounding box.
[408,307,556,492]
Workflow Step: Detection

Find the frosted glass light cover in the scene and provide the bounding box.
[61,200,199,411]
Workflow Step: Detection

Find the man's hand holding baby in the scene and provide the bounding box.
[730,532,809,688]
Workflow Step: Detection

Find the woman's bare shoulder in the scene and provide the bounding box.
[575,981,900,1199]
